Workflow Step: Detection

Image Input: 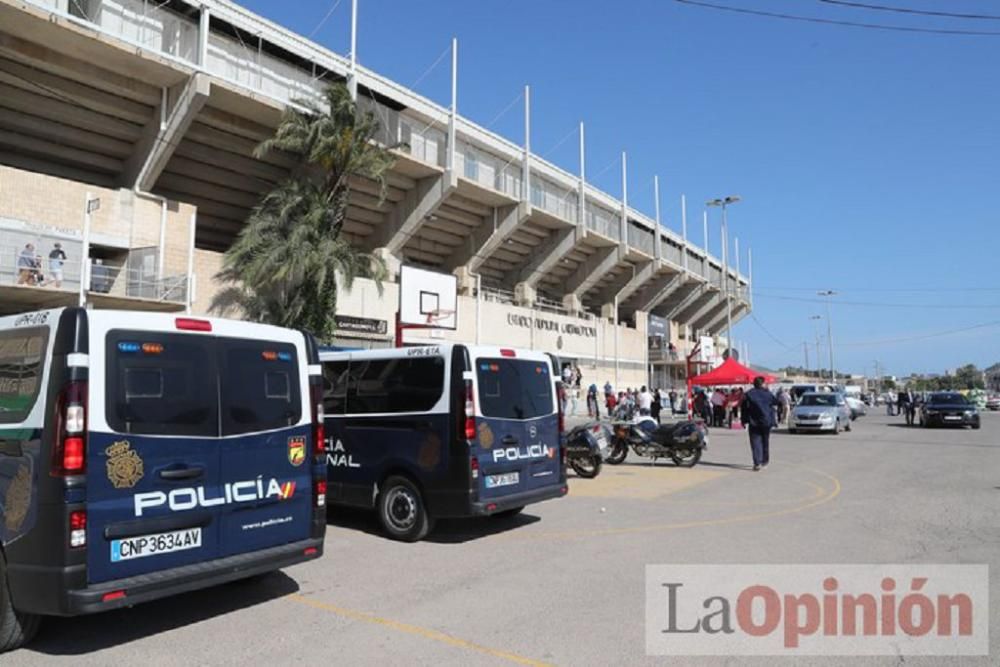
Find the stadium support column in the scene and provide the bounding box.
[124,74,210,190]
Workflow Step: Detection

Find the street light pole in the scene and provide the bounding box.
[818,290,837,386]
[809,315,822,379]
[707,195,741,358]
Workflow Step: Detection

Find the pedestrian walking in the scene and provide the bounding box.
[711,388,726,427]
[638,385,653,415]
[741,377,778,472]
[668,388,678,414]
[587,384,600,419]
[778,388,792,426]
[48,242,67,288]
[651,389,662,423]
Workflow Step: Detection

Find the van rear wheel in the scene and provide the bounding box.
[0,555,40,652]
[378,476,433,542]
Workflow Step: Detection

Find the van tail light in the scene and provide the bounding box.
[69,510,87,548]
[470,456,479,480]
[310,381,325,458]
[52,380,88,476]
[499,348,516,357]
[314,479,327,508]
[464,380,476,441]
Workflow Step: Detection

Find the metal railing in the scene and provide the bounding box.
[586,204,620,242]
[0,247,188,304]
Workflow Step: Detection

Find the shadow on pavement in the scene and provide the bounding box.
[327,506,541,544]
[25,571,300,656]
[696,460,756,472]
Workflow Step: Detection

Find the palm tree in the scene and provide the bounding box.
[211,83,397,341]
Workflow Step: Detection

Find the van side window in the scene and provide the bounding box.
[220,343,301,436]
[322,361,350,415]
[348,357,444,414]
[107,333,217,436]
[0,327,48,424]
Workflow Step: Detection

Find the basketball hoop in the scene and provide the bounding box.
[425,309,455,326]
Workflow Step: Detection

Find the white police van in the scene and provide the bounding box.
[0,308,326,651]
[320,344,567,541]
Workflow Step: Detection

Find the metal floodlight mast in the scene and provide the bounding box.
[706,195,741,358]
[818,290,837,385]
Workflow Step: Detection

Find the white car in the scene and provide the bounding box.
[844,395,867,420]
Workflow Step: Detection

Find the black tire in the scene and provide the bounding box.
[570,455,602,478]
[377,475,433,542]
[0,554,41,652]
[605,441,628,465]
[973,423,981,430]
[492,506,524,519]
[845,420,852,432]
[671,448,702,468]
[788,427,796,434]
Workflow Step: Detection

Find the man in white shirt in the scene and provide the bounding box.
[638,385,653,414]
[711,389,727,427]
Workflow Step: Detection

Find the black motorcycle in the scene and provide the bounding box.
[605,418,708,468]
[564,421,609,478]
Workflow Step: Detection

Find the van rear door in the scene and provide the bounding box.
[473,355,560,501]
[88,330,223,584]
[216,337,311,554]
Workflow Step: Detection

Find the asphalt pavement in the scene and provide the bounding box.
[8,411,999,665]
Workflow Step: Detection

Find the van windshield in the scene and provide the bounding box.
[476,358,553,420]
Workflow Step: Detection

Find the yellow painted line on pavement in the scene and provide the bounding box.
[288,594,554,667]
[504,463,842,542]
[569,465,728,499]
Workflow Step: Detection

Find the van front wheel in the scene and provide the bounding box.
[0,555,40,652]
[378,476,433,542]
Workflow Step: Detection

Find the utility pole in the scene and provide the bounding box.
[809,315,822,380]
[804,341,809,371]
[818,290,837,386]
[707,195,741,358]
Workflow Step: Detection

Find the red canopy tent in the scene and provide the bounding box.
[686,357,778,419]
[688,357,777,387]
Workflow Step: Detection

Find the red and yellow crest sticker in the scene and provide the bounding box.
[288,436,307,467]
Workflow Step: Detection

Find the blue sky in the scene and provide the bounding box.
[241,0,999,377]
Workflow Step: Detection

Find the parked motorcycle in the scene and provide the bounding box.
[564,421,610,478]
[605,418,708,468]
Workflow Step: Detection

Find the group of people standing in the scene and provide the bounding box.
[581,383,682,424]
[16,242,67,287]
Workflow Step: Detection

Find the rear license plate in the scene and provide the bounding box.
[111,528,202,562]
[596,436,608,451]
[485,472,519,488]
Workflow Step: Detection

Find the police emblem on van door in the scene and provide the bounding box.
[478,422,494,449]
[4,465,31,532]
[287,436,306,467]
[105,441,144,489]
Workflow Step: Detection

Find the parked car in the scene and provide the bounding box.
[919,392,981,429]
[789,392,852,434]
[985,395,1000,411]
[844,395,867,420]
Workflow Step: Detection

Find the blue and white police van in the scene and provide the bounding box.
[320,344,568,541]
[0,308,326,651]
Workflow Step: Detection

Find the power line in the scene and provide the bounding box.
[818,0,1000,21]
[308,0,345,39]
[752,286,1000,293]
[749,311,793,349]
[837,320,1000,347]
[752,292,1000,309]
[484,90,523,130]
[411,43,452,90]
[673,0,1000,36]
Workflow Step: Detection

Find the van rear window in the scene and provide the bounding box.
[0,327,48,424]
[107,333,302,436]
[220,342,301,435]
[107,333,217,436]
[476,358,553,420]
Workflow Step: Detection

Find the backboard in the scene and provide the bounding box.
[399,265,458,330]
